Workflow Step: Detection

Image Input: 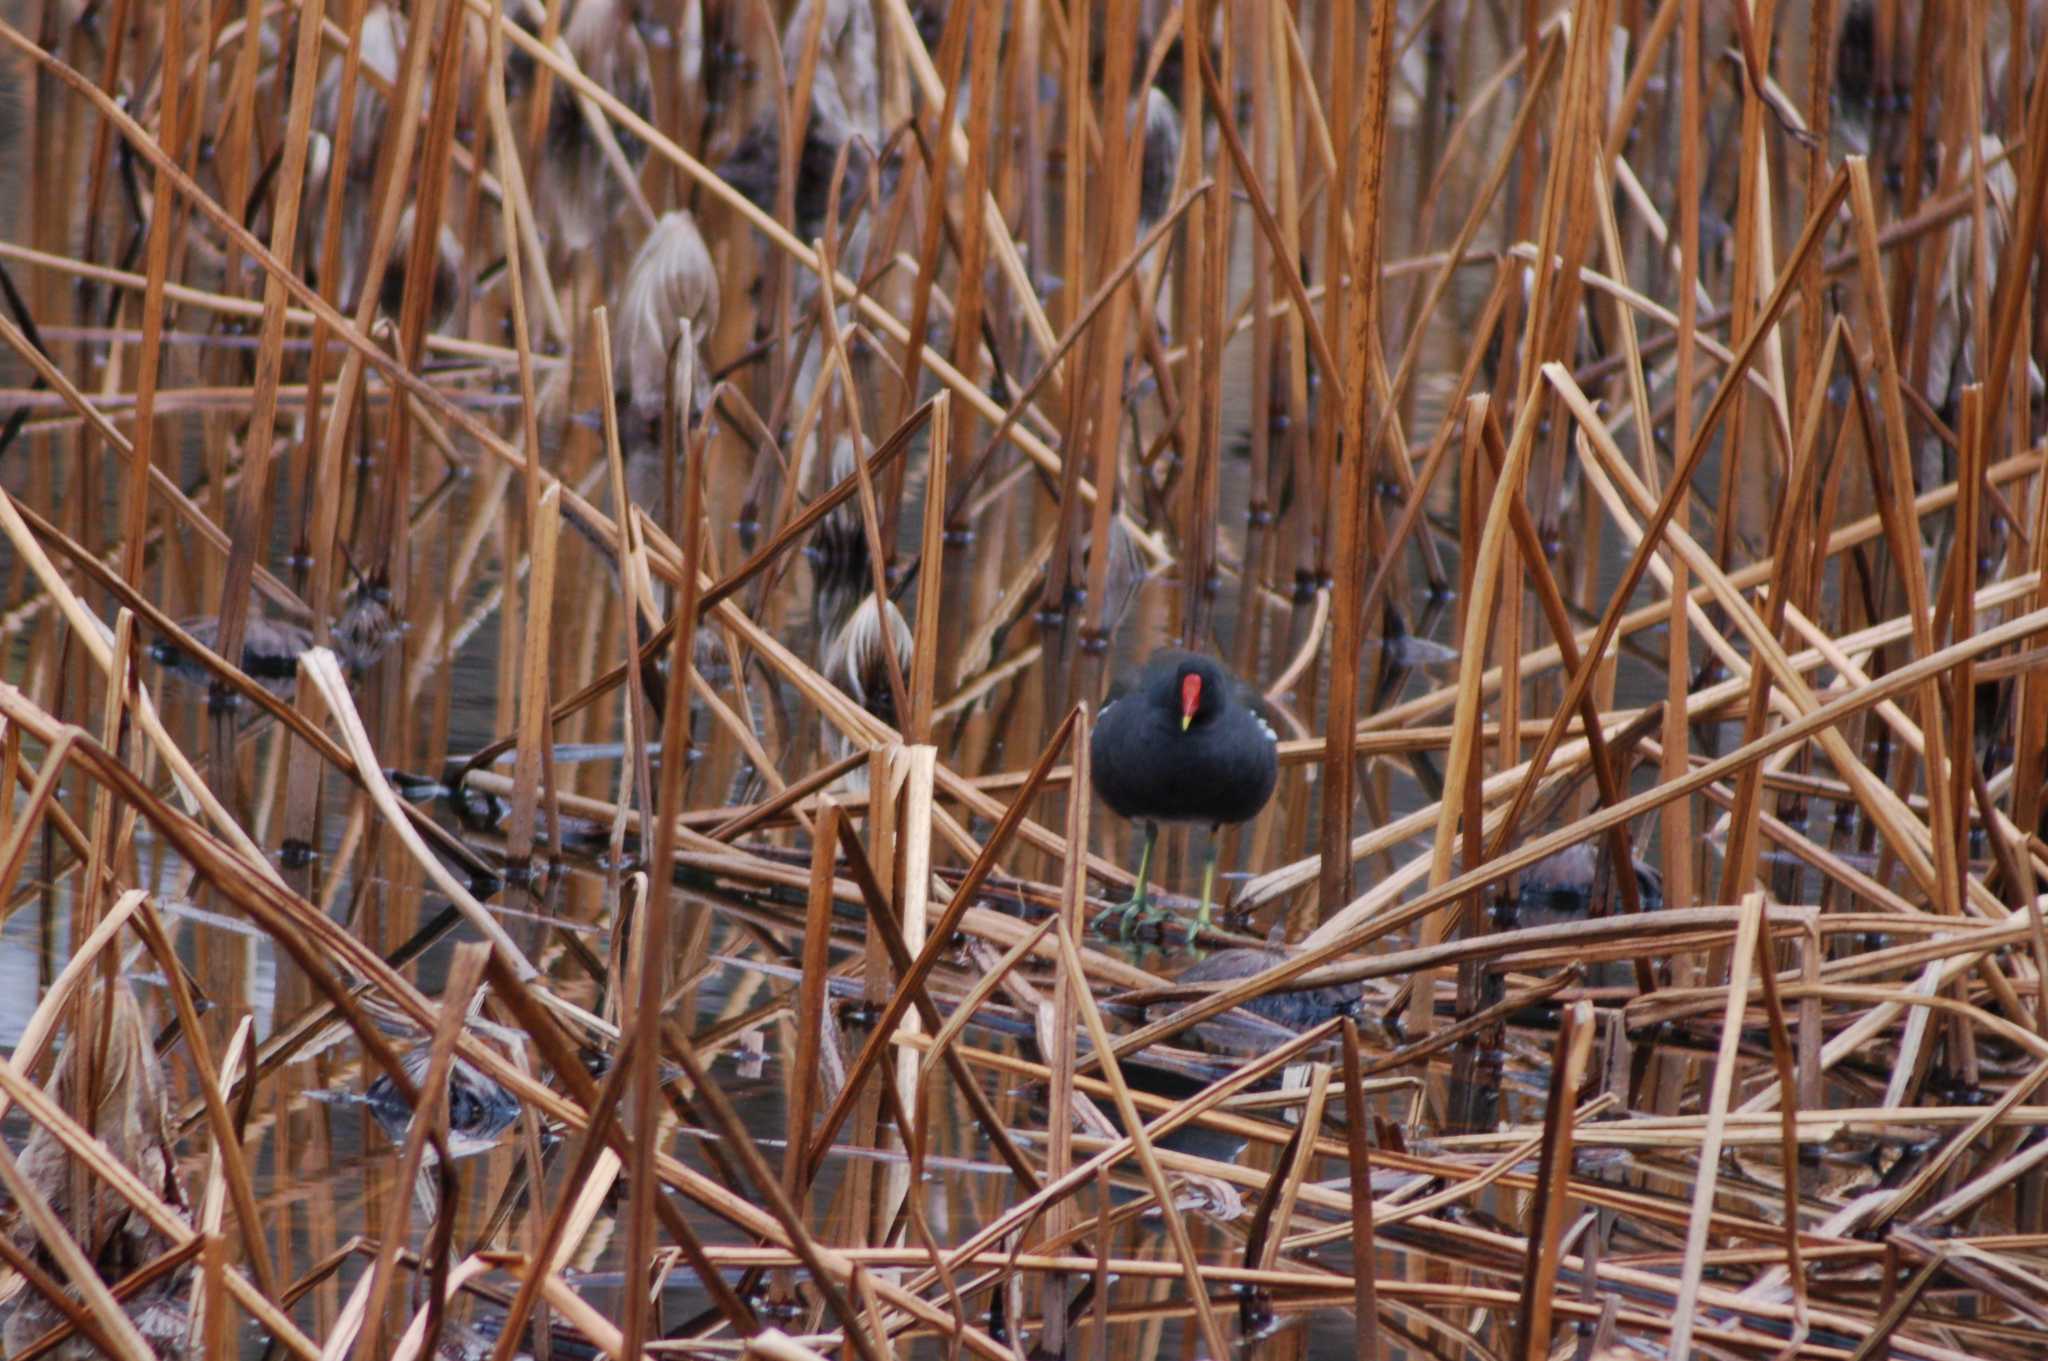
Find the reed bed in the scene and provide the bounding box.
[1,0,2046,1357]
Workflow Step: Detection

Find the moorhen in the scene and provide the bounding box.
[1091,648,1278,939]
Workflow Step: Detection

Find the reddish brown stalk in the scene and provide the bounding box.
[1321,0,1397,921]
[1341,1020,1383,1361]
[1515,1000,1596,1359]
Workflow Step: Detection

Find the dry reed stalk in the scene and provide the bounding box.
[941,6,994,535]
[1241,8,1275,565]
[878,0,1054,363]
[0,314,285,596]
[1507,999,1591,1359]
[304,649,540,979]
[1723,322,1844,900]
[210,0,327,714]
[882,746,938,1227]
[1319,0,1397,925]
[343,946,477,1361]
[819,813,1042,1191]
[1190,35,1340,440]
[481,3,1166,561]
[895,6,971,443]
[115,2,181,598]
[1056,930,1231,1360]
[1999,67,2048,839]
[132,904,276,1304]
[1418,397,1518,1034]
[1076,1,1137,652]
[1562,371,2023,940]
[0,1046,324,1361]
[0,491,279,874]
[1126,603,2048,1071]
[1490,166,1851,870]
[1650,0,1706,973]
[505,481,560,868]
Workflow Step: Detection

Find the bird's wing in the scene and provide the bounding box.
[1232,676,1281,743]
[1100,667,1139,712]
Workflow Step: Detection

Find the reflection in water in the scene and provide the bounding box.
[363,1046,526,1159]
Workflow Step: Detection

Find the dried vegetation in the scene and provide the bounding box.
[1,1,2048,1358]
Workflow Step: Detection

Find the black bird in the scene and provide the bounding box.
[1091,648,1279,939]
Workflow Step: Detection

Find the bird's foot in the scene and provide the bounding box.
[1091,894,1176,939]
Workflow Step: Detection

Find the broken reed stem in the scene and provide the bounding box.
[506,482,560,867]
[1516,998,1596,1361]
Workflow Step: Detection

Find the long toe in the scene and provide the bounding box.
[1093,896,1148,938]
[1128,899,1175,939]
[1136,898,1184,940]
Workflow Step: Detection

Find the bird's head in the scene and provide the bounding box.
[1167,656,1225,731]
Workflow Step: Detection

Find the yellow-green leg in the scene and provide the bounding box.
[1093,821,1164,938]
[1187,832,1221,944]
